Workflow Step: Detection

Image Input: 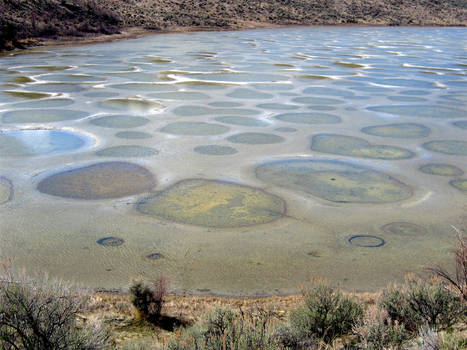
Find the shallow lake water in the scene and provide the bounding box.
[0,27,466,295]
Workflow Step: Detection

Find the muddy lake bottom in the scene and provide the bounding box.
[0,27,466,295]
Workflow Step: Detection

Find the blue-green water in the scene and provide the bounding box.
[0,27,465,295]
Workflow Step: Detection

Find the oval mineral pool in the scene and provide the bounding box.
[214,116,269,127]
[147,91,210,100]
[25,83,86,93]
[419,163,464,176]
[97,236,124,247]
[274,112,340,125]
[453,121,467,130]
[146,253,164,260]
[109,83,177,92]
[349,235,385,248]
[367,105,465,119]
[292,96,345,105]
[115,131,153,139]
[227,88,274,100]
[2,109,89,123]
[255,159,412,203]
[361,123,431,139]
[0,129,90,157]
[0,177,13,204]
[256,103,299,111]
[227,132,284,144]
[387,96,427,103]
[302,87,355,98]
[173,105,212,116]
[311,134,415,160]
[194,145,238,155]
[95,145,158,158]
[90,115,150,129]
[450,179,467,192]
[161,122,230,136]
[12,98,74,109]
[381,222,427,235]
[97,98,163,113]
[422,140,467,156]
[37,161,156,200]
[208,101,243,108]
[137,179,285,228]
[274,127,297,133]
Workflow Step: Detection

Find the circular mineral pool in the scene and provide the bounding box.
[95,145,158,158]
[361,123,431,139]
[367,105,465,119]
[97,236,125,247]
[274,112,340,125]
[227,132,284,145]
[422,140,467,156]
[349,235,385,248]
[450,179,467,192]
[2,109,89,123]
[137,179,285,228]
[90,115,150,129]
[214,116,269,127]
[194,145,238,155]
[419,163,464,176]
[146,253,164,260]
[115,131,153,139]
[381,222,427,235]
[0,129,90,156]
[160,122,230,136]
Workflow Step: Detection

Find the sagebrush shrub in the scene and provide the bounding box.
[129,278,167,322]
[289,280,364,344]
[0,267,109,350]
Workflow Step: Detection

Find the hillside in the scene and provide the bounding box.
[1,0,466,50]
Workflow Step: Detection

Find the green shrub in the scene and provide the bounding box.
[129,278,167,323]
[289,280,364,344]
[0,267,109,350]
[381,276,466,332]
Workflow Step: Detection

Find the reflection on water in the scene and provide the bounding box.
[0,27,466,295]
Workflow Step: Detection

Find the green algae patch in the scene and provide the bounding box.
[361,123,430,139]
[227,132,284,145]
[214,116,269,127]
[382,222,427,235]
[450,179,467,192]
[37,162,156,200]
[137,179,285,228]
[255,159,412,204]
[311,134,414,160]
[2,109,89,123]
[194,145,238,155]
[98,98,163,113]
[419,163,464,176]
[274,112,340,125]
[96,146,158,158]
[0,177,13,204]
[367,105,465,119]
[160,122,229,136]
[90,115,150,129]
[115,131,153,139]
[3,90,52,99]
[422,140,467,156]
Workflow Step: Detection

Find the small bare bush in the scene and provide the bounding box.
[0,265,109,350]
[129,277,167,323]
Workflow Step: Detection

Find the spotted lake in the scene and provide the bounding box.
[0,27,466,295]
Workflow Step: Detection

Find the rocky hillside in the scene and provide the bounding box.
[1,0,466,50]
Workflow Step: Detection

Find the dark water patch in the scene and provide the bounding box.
[227,88,274,99]
[96,145,158,158]
[194,145,238,155]
[137,179,285,228]
[452,121,467,130]
[349,235,385,248]
[256,103,299,110]
[0,129,88,156]
[400,90,432,96]
[115,131,153,139]
[109,83,176,92]
[0,177,13,204]
[387,96,427,103]
[37,161,156,200]
[160,122,229,136]
[292,96,344,105]
[361,123,430,139]
[97,98,163,113]
[97,236,124,247]
[450,179,467,192]
[208,101,243,108]
[25,83,86,93]
[419,163,464,176]
[251,83,294,91]
[146,253,164,260]
[302,87,355,98]
[422,140,467,156]
[147,91,209,100]
[12,98,74,109]
[381,222,427,235]
[255,159,412,204]
[214,116,269,127]
[90,115,150,129]
[83,91,119,98]
[3,90,52,100]
[439,94,467,103]
[367,105,465,119]
[39,74,105,84]
[311,134,415,160]
[274,112,340,125]
[274,127,297,133]
[2,109,89,123]
[227,132,284,144]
